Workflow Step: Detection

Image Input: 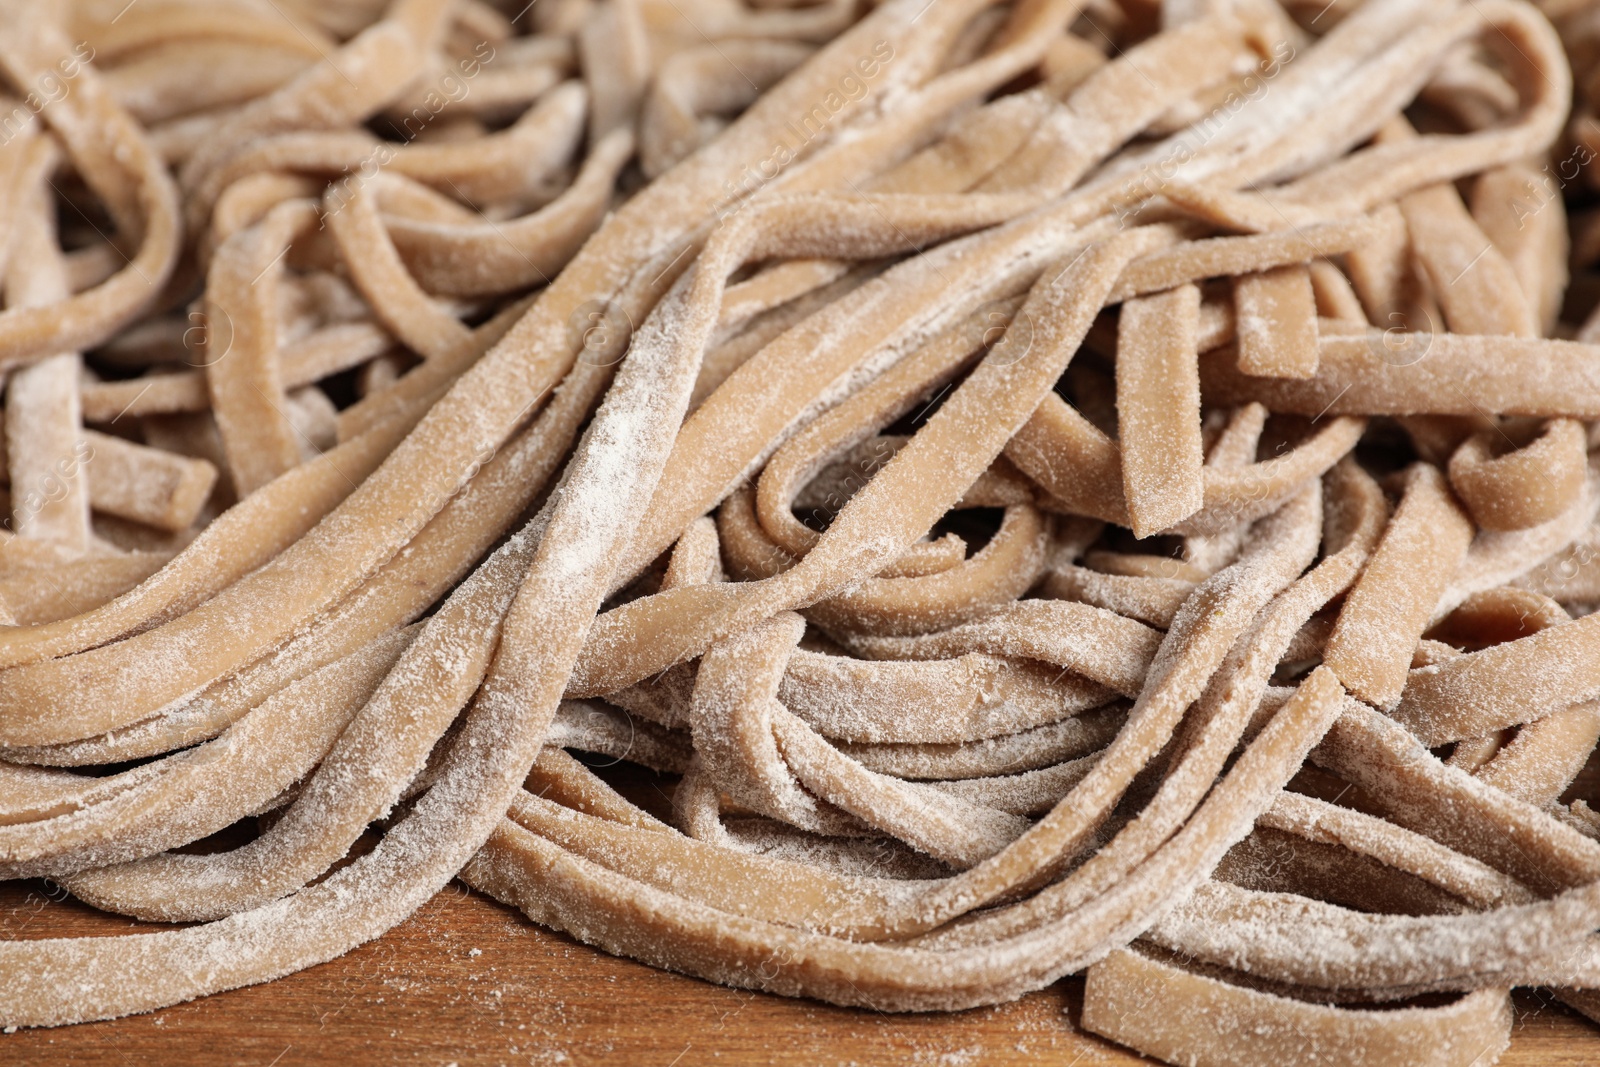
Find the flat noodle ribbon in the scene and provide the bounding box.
[3,1,1600,1065]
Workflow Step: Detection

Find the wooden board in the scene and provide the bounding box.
[3,874,1598,1066]
[5,764,1598,1064]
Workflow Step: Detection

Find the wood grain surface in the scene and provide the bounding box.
[5,761,1600,1066]
[3,874,1599,1066]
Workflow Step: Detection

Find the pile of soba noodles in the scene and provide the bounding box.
[5,0,1600,1062]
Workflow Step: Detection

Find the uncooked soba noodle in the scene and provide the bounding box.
[2,0,1600,1062]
